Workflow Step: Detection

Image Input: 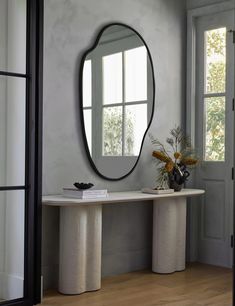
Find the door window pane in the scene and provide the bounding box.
[125,46,147,102]
[103,53,123,105]
[83,60,92,107]
[0,0,26,74]
[0,190,25,301]
[125,104,147,156]
[103,106,122,156]
[205,28,226,94]
[0,76,25,186]
[204,96,225,161]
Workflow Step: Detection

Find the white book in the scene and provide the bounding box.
[63,193,108,199]
[63,188,107,194]
[141,188,174,195]
[63,188,108,199]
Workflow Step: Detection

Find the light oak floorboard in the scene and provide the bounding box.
[42,263,232,306]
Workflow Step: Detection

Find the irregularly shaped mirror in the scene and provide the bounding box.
[80,23,155,180]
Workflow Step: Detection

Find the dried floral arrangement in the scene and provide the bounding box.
[149,126,199,191]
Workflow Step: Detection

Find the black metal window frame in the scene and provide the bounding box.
[0,0,43,305]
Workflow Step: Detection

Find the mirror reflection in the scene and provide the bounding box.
[81,24,154,179]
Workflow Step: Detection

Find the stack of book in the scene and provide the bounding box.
[141,188,174,194]
[63,188,108,199]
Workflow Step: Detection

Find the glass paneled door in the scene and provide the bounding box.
[195,10,234,268]
[0,0,43,305]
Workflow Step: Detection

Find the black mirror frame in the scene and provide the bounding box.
[79,22,155,181]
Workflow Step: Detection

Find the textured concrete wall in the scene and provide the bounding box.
[42,0,187,289]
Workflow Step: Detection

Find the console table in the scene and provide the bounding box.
[42,189,204,295]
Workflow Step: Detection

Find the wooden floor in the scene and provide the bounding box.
[42,263,232,306]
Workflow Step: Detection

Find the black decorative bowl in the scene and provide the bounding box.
[74,182,94,190]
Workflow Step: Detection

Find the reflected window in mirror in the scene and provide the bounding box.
[81,24,155,180]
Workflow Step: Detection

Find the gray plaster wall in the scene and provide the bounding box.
[187,0,232,9]
[42,0,187,290]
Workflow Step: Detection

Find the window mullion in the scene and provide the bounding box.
[0,186,27,191]
[204,92,226,98]
[0,70,28,78]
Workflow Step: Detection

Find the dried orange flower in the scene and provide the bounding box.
[174,152,182,160]
[150,127,199,188]
[165,162,174,172]
[152,151,171,163]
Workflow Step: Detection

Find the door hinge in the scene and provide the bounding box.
[232,167,234,180]
[228,29,235,44]
[231,235,234,248]
[233,98,235,111]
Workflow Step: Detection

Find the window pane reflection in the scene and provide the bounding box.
[125,46,147,102]
[84,109,92,153]
[103,53,123,105]
[83,60,92,107]
[103,106,122,156]
[125,104,147,156]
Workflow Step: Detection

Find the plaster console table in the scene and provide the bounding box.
[42,189,204,295]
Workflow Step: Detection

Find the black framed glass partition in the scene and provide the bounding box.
[0,0,43,305]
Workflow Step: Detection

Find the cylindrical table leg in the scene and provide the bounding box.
[152,197,186,274]
[59,205,102,294]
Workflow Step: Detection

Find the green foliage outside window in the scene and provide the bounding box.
[103,108,134,156]
[205,97,225,161]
